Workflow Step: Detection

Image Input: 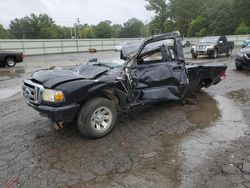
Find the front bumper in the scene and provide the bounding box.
[235,58,250,68]
[27,101,80,122]
[191,48,214,55]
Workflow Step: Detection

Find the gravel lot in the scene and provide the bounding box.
[1,48,250,188]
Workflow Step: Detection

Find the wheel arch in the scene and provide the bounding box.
[5,55,17,62]
[81,86,123,111]
[201,78,212,88]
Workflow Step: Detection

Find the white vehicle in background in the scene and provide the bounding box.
[114,43,126,51]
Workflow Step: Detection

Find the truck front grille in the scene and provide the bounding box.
[197,45,206,50]
[22,80,44,104]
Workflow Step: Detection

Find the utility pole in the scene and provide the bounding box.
[76,18,81,39]
[70,27,73,39]
[74,24,77,39]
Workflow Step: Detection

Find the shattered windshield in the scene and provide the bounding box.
[121,40,144,58]
[200,37,219,44]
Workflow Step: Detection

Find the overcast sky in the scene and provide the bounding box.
[0,0,155,28]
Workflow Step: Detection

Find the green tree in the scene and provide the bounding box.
[188,16,208,37]
[94,20,113,38]
[112,24,123,38]
[145,0,171,34]
[0,24,9,39]
[119,18,146,38]
[235,22,250,34]
[58,26,72,39]
[9,13,60,39]
[203,0,235,36]
[79,24,95,38]
[232,0,250,26]
[169,0,203,36]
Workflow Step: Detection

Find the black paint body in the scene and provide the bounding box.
[23,32,227,122]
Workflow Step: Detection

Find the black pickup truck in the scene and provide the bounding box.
[0,50,24,67]
[191,36,234,59]
[22,32,227,139]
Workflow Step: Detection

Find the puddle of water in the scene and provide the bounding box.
[0,68,26,78]
[227,89,250,105]
[178,95,248,187]
[182,93,221,128]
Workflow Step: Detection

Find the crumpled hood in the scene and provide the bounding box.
[32,65,109,88]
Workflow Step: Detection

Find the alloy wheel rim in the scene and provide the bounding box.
[8,60,15,66]
[214,51,218,58]
[91,107,112,132]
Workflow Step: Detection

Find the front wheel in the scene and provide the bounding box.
[226,48,232,57]
[5,58,16,67]
[77,97,117,139]
[210,50,218,59]
[192,53,198,59]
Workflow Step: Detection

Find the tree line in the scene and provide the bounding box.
[0,14,149,39]
[147,0,250,37]
[0,0,249,39]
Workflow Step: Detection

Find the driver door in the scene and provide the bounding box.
[130,45,188,103]
[218,37,227,53]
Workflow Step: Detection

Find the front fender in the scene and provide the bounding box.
[55,79,128,107]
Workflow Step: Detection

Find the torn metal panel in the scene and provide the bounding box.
[142,86,182,101]
[131,62,188,101]
[127,31,189,102]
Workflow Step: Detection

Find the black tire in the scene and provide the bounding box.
[186,41,191,47]
[192,53,198,59]
[210,50,218,59]
[236,65,243,71]
[77,97,117,139]
[226,48,233,57]
[5,58,16,67]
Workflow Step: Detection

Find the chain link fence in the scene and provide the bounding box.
[0,38,140,56]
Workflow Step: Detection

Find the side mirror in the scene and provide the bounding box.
[219,41,223,44]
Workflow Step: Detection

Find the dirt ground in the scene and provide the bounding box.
[0,49,250,188]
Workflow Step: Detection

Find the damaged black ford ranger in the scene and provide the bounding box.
[22,32,227,139]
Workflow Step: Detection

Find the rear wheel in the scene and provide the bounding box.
[236,65,243,71]
[185,41,191,47]
[192,53,198,59]
[77,97,117,139]
[5,58,16,67]
[226,48,232,57]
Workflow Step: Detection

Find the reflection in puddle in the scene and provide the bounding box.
[179,95,248,187]
[182,93,221,128]
[0,68,26,79]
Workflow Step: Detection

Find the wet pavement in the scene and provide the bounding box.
[1,49,250,188]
